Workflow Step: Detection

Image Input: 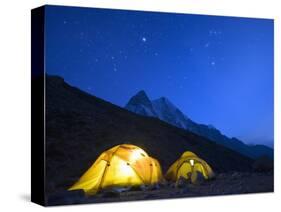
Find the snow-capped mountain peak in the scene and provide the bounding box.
[124,90,273,159]
[125,91,193,130]
[152,97,193,129]
[125,90,157,117]
[153,97,178,112]
[126,90,150,106]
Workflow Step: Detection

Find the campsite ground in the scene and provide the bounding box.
[47,172,274,206]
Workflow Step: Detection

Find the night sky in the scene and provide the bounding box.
[45,5,274,147]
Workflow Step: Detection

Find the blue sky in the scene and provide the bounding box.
[45,6,274,147]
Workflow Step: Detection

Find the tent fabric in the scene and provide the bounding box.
[165,151,214,184]
[69,144,163,195]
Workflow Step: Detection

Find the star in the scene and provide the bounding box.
[209,30,218,36]
[113,67,117,72]
[211,61,216,66]
[63,20,67,24]
[142,37,147,42]
[205,42,210,48]
[209,29,222,36]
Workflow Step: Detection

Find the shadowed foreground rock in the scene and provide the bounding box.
[47,172,273,206]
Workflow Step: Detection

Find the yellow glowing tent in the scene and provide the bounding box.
[69,144,163,195]
[165,151,214,184]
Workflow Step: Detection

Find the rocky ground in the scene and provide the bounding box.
[47,172,273,206]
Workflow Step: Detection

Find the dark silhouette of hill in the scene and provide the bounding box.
[45,75,254,195]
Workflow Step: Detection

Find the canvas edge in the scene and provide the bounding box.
[31,5,46,206]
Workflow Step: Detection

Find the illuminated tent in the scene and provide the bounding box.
[165,151,214,184]
[69,144,163,195]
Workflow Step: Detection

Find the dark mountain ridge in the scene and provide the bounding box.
[125,90,273,159]
[46,75,253,195]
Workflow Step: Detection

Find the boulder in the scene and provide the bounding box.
[253,156,273,172]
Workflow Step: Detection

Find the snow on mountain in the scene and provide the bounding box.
[152,97,192,129]
[125,90,273,159]
[125,90,157,117]
[125,91,210,134]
